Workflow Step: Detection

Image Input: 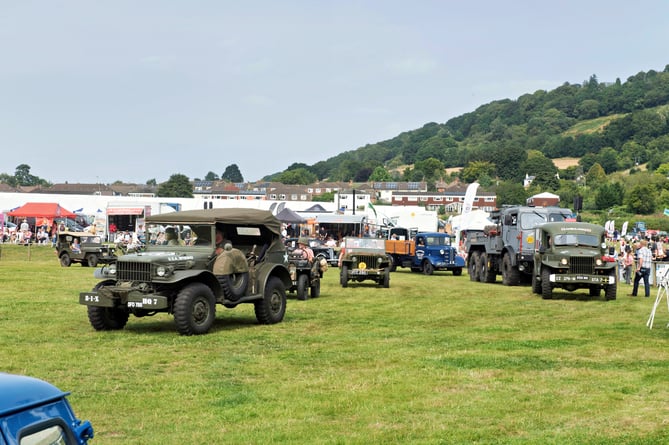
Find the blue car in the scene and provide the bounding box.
[0,373,94,444]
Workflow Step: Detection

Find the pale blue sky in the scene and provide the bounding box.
[1,1,668,184]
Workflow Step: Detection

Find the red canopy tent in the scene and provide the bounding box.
[7,202,77,219]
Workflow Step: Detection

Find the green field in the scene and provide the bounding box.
[1,244,668,444]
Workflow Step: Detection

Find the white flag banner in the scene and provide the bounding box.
[621,221,628,236]
[455,182,479,252]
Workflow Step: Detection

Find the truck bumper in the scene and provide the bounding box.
[550,274,615,285]
[79,290,169,310]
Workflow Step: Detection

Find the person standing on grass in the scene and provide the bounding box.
[631,239,653,297]
[622,246,635,285]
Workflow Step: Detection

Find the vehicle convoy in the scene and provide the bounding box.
[465,205,574,285]
[56,231,116,267]
[79,208,292,335]
[339,236,391,288]
[385,228,464,275]
[0,372,94,444]
[531,222,617,300]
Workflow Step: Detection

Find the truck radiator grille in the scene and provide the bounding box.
[118,262,152,282]
[355,255,379,269]
[569,257,595,275]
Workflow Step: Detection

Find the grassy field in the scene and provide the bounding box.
[1,244,669,444]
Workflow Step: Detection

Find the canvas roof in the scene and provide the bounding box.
[7,202,76,219]
[145,208,281,236]
[275,207,306,224]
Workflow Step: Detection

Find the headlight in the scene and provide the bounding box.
[352,256,357,263]
[377,257,383,265]
[108,263,117,275]
[596,259,603,266]
[156,266,167,277]
[440,249,445,255]
[560,258,568,266]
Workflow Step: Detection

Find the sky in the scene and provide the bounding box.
[2,1,669,185]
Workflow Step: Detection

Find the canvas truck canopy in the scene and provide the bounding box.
[145,208,282,236]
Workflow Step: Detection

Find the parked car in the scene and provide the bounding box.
[0,372,94,444]
[56,231,116,267]
[339,236,391,288]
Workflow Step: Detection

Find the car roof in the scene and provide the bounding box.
[538,222,605,236]
[0,373,69,416]
[145,208,281,236]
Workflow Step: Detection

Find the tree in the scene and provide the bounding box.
[518,151,559,190]
[146,178,157,186]
[368,166,393,182]
[625,183,657,214]
[157,174,193,198]
[461,161,495,184]
[495,181,527,206]
[204,171,219,181]
[277,168,317,185]
[221,164,243,182]
[595,183,624,210]
[585,163,607,188]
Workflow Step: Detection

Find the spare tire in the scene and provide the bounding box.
[219,272,249,301]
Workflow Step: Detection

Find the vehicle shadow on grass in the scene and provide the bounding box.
[538,290,614,302]
[122,313,261,335]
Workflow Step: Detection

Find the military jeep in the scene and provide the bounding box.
[56,231,116,267]
[79,208,292,335]
[339,236,391,288]
[0,372,94,444]
[531,222,617,300]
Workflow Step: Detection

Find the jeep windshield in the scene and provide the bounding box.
[553,234,600,247]
[520,211,570,230]
[345,237,385,252]
[146,223,213,248]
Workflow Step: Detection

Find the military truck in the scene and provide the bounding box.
[531,222,617,300]
[339,236,391,288]
[79,208,292,335]
[0,372,94,444]
[385,229,464,275]
[56,231,116,267]
[465,205,574,285]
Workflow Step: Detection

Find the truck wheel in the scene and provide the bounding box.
[422,261,434,275]
[340,265,349,287]
[297,274,309,300]
[220,272,249,301]
[589,286,601,297]
[310,279,321,298]
[502,252,520,286]
[254,277,286,324]
[605,274,617,300]
[387,255,397,272]
[468,251,480,282]
[174,283,216,335]
[477,253,487,282]
[88,306,130,331]
[541,267,553,300]
[452,268,463,276]
[479,253,496,283]
[60,253,71,267]
[531,271,541,294]
[86,253,99,267]
[381,268,390,288]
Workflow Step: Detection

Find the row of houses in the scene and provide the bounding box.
[0,180,499,213]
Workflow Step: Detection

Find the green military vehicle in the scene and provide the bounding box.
[56,231,116,267]
[79,208,292,335]
[531,222,617,300]
[339,236,391,288]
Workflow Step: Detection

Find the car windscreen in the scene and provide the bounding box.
[553,234,600,247]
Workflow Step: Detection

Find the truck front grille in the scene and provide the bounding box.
[118,262,152,282]
[355,255,379,269]
[569,257,594,275]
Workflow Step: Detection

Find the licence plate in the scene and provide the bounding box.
[351,270,368,275]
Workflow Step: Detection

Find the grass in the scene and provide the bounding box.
[2,244,669,444]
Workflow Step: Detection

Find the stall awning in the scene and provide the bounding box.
[315,214,365,224]
[107,207,144,216]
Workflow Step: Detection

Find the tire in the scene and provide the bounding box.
[381,268,390,288]
[468,251,480,282]
[480,253,496,283]
[87,306,130,331]
[340,265,349,288]
[297,274,309,300]
[501,252,520,286]
[605,274,617,301]
[310,279,321,298]
[477,253,487,282]
[174,283,216,335]
[541,267,553,300]
[589,286,601,297]
[220,272,249,301]
[531,270,541,294]
[452,268,463,276]
[87,279,129,331]
[422,261,434,275]
[60,253,71,267]
[86,253,99,267]
[254,277,286,324]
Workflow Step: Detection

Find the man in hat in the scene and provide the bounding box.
[293,237,314,262]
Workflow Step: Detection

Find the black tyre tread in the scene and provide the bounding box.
[297,274,309,300]
[502,252,520,286]
[605,274,617,300]
[423,261,434,275]
[60,254,71,267]
[87,306,129,331]
[86,253,98,267]
[340,265,349,287]
[310,279,321,298]
[220,272,249,301]
[174,283,216,336]
[541,267,553,300]
[469,251,480,282]
[254,277,286,324]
